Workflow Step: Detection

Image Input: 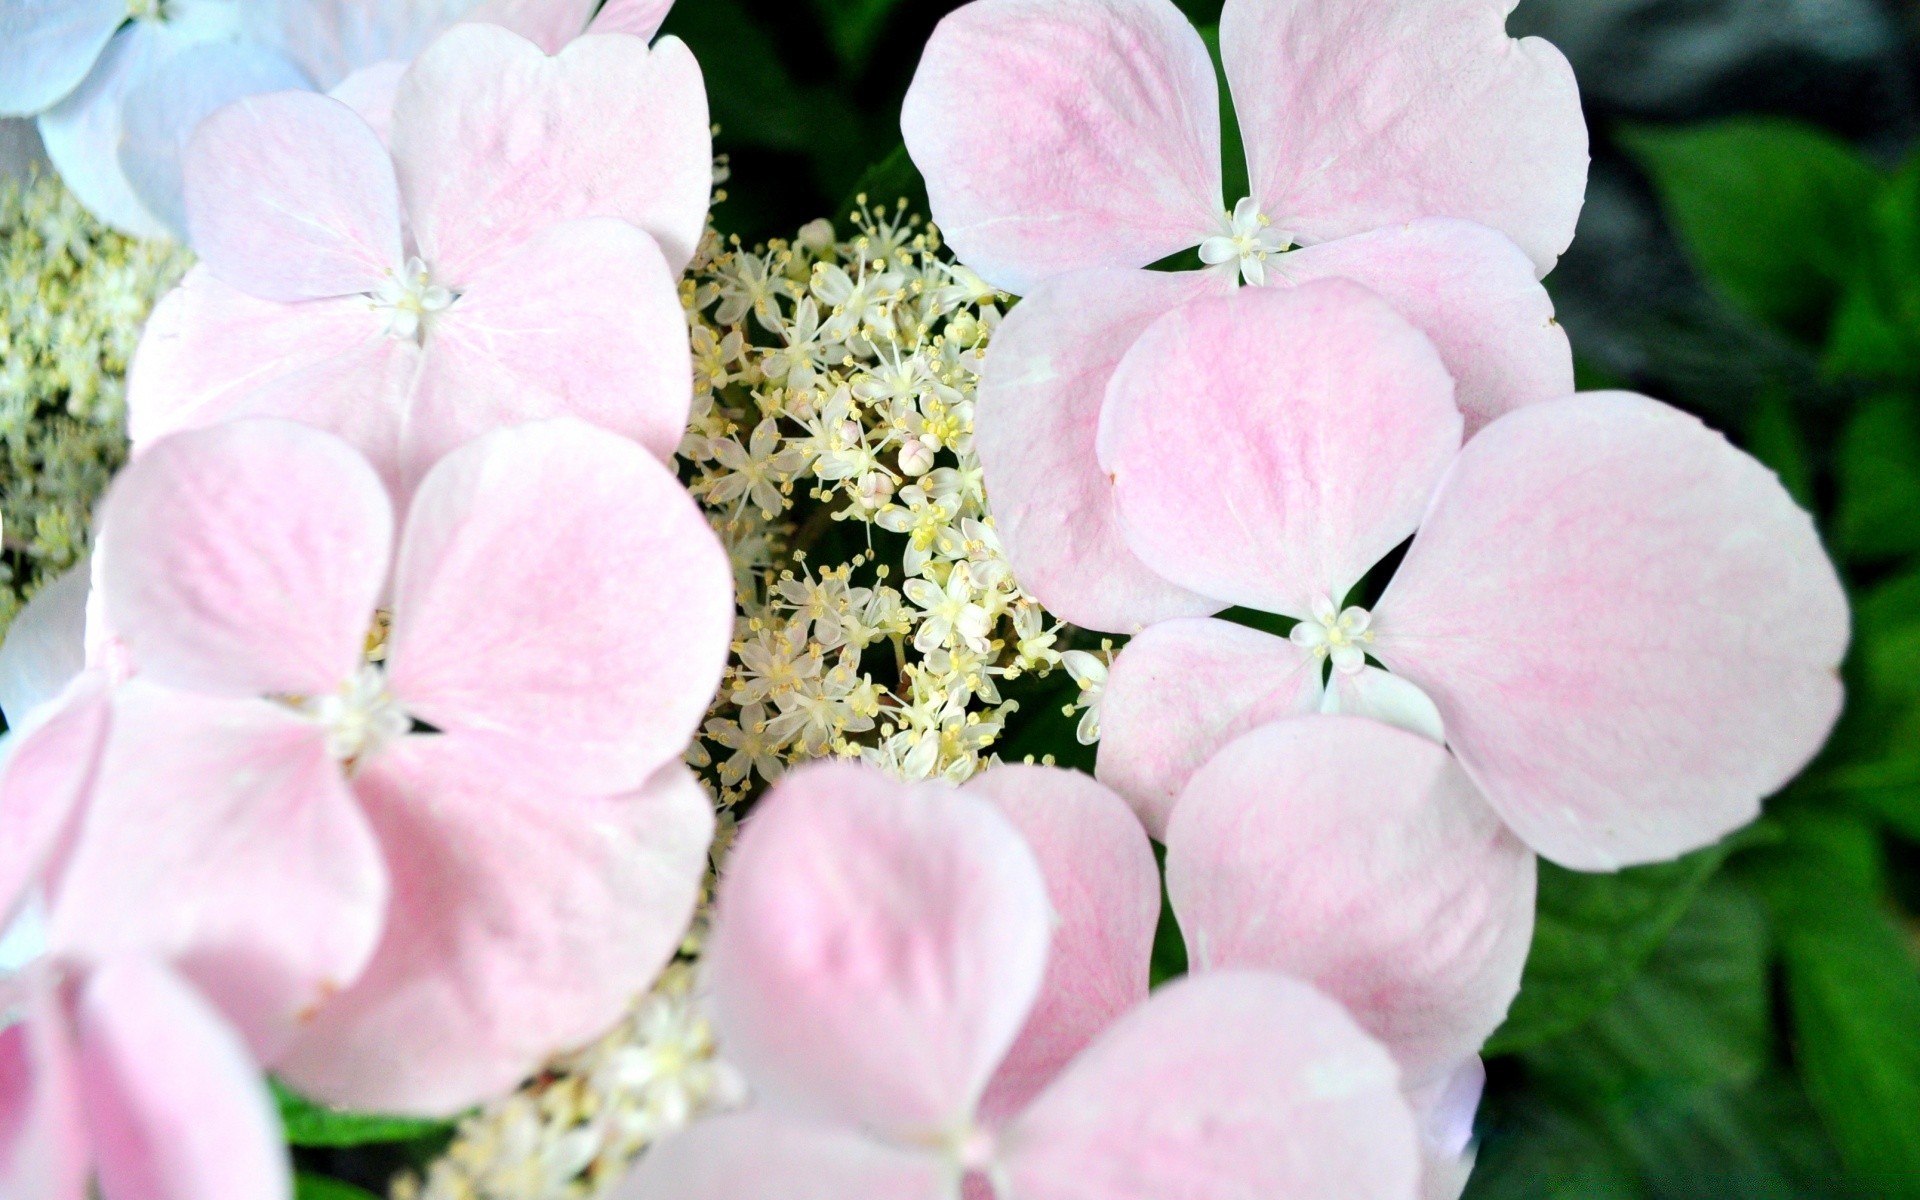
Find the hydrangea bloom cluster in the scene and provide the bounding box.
[0,170,187,629]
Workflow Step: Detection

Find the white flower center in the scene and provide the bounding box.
[1289,595,1374,675]
[369,257,453,342]
[307,664,412,764]
[1198,197,1292,286]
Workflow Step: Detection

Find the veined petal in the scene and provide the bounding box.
[1221,0,1587,275]
[1374,393,1850,869]
[1098,280,1461,616]
[902,0,1224,294]
[1097,617,1322,840]
[0,0,124,116]
[965,765,1159,1123]
[1165,717,1535,1087]
[612,1111,949,1200]
[973,266,1227,634]
[1005,971,1421,1199]
[705,761,1051,1137]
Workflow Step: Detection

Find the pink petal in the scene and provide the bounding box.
[390,24,710,276]
[327,61,407,146]
[184,91,403,302]
[588,0,674,40]
[78,959,291,1200]
[1221,0,1588,275]
[1271,220,1574,435]
[0,676,109,928]
[128,268,414,482]
[1006,971,1421,1198]
[1164,717,1535,1087]
[1373,393,1850,869]
[0,970,87,1200]
[98,419,392,700]
[1097,618,1324,839]
[706,760,1051,1137]
[612,1111,948,1200]
[464,0,597,52]
[47,684,388,1059]
[964,765,1159,1123]
[1099,280,1462,615]
[401,217,691,485]
[386,419,731,795]
[973,266,1227,633]
[901,0,1225,293]
[277,743,713,1115]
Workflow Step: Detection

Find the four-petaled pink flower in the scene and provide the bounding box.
[129,21,711,497]
[7,416,732,1115]
[612,757,1518,1199]
[1090,282,1848,869]
[902,0,1591,632]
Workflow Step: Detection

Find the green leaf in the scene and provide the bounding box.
[1149,841,1188,989]
[274,1079,458,1148]
[808,0,905,74]
[1742,383,1815,511]
[1487,840,1740,1054]
[1836,394,1920,561]
[1619,119,1880,339]
[1827,155,1920,384]
[833,143,928,226]
[1195,26,1247,205]
[295,1175,382,1200]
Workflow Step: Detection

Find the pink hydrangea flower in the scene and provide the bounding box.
[1,957,289,1200]
[610,757,1512,1199]
[1091,282,1849,869]
[128,20,710,497]
[3,416,731,1115]
[901,0,1590,632]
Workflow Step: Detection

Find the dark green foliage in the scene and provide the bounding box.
[273,1080,458,1149]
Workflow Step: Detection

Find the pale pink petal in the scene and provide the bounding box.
[1271,220,1574,435]
[0,676,109,926]
[0,562,89,724]
[184,91,402,301]
[1221,0,1588,275]
[78,959,291,1200]
[465,0,597,52]
[1099,280,1462,614]
[128,268,413,479]
[328,61,407,146]
[1408,1057,1483,1200]
[901,0,1224,294]
[277,744,712,1115]
[98,420,392,699]
[973,266,1227,633]
[391,25,710,276]
[1165,717,1535,1087]
[706,761,1050,1136]
[612,1111,948,1200]
[243,0,487,89]
[1005,971,1421,1198]
[400,217,691,484]
[1323,665,1446,744]
[1097,618,1323,839]
[964,765,1159,1123]
[0,970,87,1200]
[386,419,731,795]
[589,0,674,40]
[48,684,388,1059]
[1373,392,1849,869]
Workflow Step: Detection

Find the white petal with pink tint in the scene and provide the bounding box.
[1097,618,1323,839]
[973,266,1227,633]
[1099,280,1462,616]
[98,420,392,700]
[1271,219,1574,435]
[614,1111,949,1200]
[402,217,692,481]
[0,677,108,924]
[386,419,731,795]
[965,765,1158,1122]
[0,563,89,726]
[77,959,291,1200]
[1005,971,1421,1199]
[902,0,1224,293]
[1221,0,1587,275]
[391,24,710,275]
[1374,393,1849,869]
[184,91,401,301]
[706,761,1050,1137]
[466,0,598,52]
[48,684,388,1059]
[0,970,87,1200]
[1165,717,1535,1087]
[243,0,484,89]
[1322,664,1447,745]
[328,61,408,145]
[279,744,712,1115]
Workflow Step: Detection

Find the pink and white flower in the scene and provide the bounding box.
[1092,282,1848,869]
[902,0,1589,631]
[128,20,710,496]
[5,416,732,1114]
